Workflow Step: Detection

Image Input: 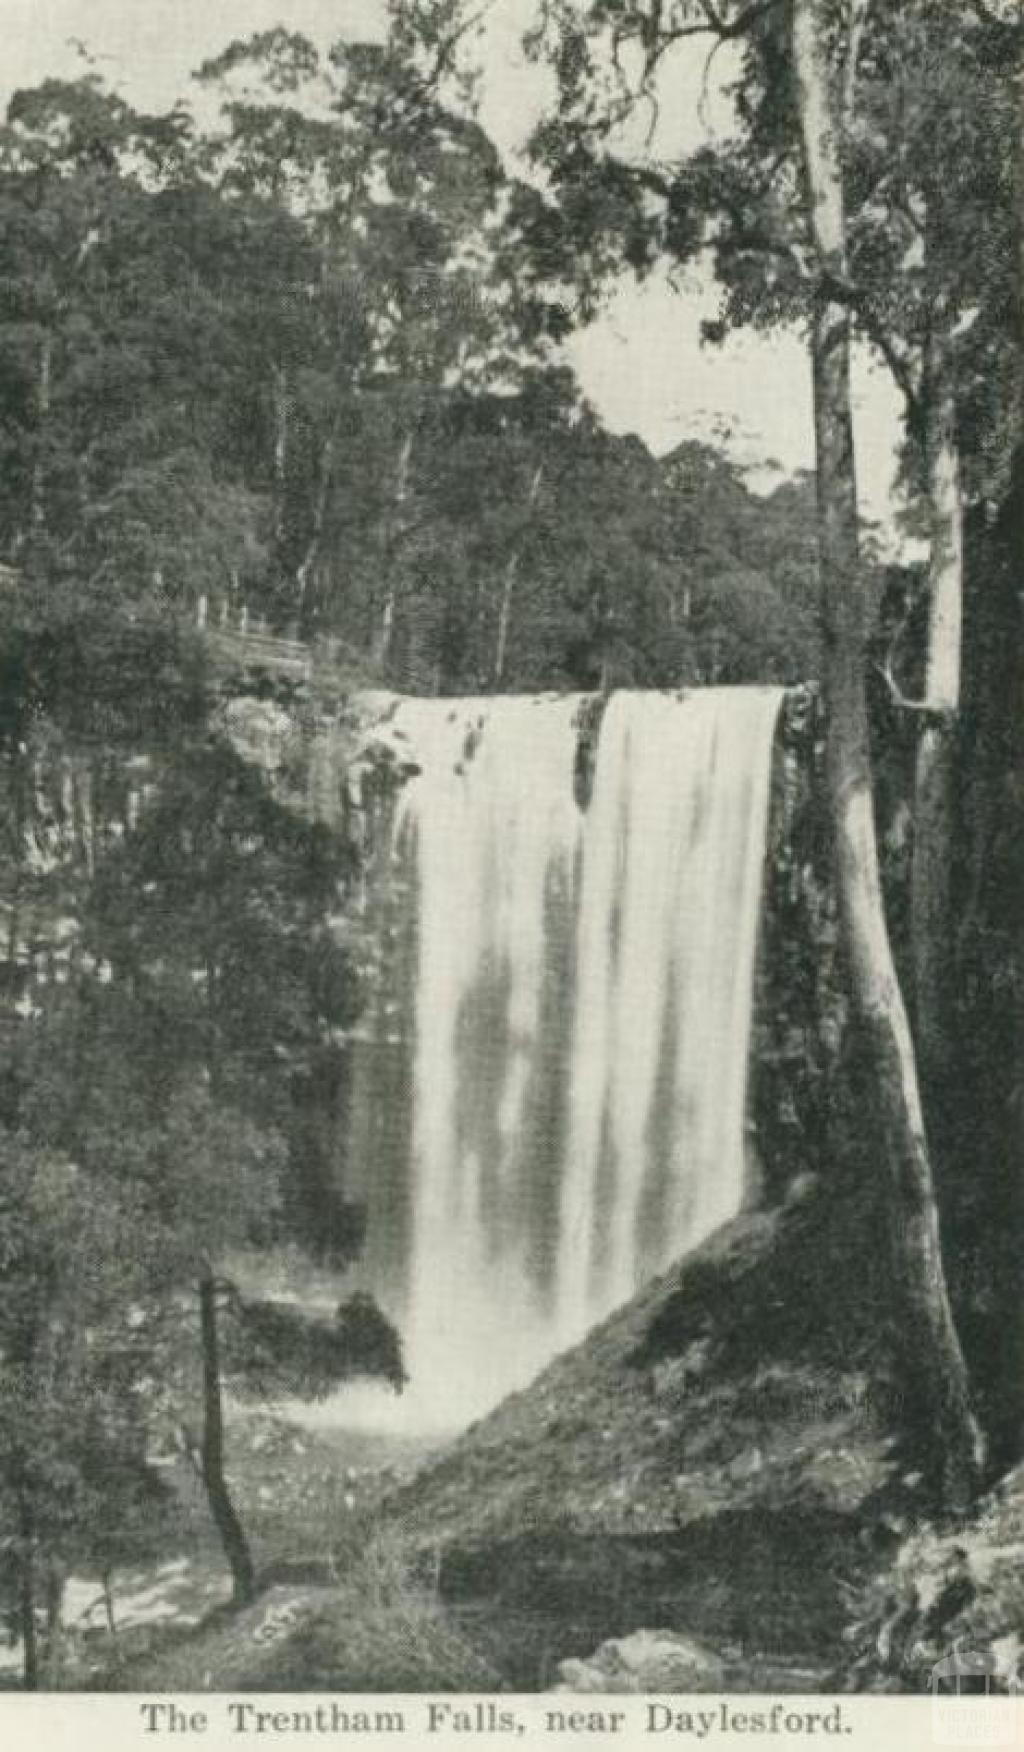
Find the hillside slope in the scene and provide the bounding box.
[379,1173,906,1685]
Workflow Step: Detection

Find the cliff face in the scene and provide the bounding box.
[0,686,374,1004]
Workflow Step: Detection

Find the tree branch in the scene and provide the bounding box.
[875,662,950,721]
[842,0,872,127]
[874,600,948,722]
[635,0,782,89]
[423,4,490,93]
[697,0,780,36]
[818,270,924,433]
[860,320,924,437]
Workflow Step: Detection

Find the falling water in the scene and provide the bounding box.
[355,687,783,1428]
[555,689,784,1348]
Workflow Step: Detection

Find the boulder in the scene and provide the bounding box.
[556,1629,727,1693]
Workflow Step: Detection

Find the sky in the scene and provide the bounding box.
[2,0,908,544]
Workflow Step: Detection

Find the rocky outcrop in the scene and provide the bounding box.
[844,1464,1024,1692]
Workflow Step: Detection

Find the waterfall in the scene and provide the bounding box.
[355,687,783,1428]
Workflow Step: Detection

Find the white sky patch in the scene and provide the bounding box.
[567,267,907,530]
[0,0,386,110]
[3,0,911,550]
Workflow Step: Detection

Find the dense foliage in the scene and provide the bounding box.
[0,41,821,694]
[0,0,1020,1685]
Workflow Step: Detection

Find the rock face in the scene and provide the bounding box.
[219,698,296,777]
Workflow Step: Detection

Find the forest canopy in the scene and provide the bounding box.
[0,32,826,695]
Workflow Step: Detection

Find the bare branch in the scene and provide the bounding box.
[861,322,924,435]
[875,660,947,718]
[636,0,781,89]
[699,28,739,128]
[842,0,872,127]
[698,0,780,35]
[874,598,947,721]
[424,3,490,91]
[818,269,924,431]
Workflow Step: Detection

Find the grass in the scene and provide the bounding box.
[88,1529,502,1694]
[48,1402,500,1693]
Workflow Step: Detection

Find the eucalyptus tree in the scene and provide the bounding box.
[465,0,1023,1500]
[193,22,560,650]
[0,78,273,612]
[825,5,1020,1125]
[787,0,984,1500]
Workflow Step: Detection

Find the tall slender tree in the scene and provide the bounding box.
[788,0,983,1502]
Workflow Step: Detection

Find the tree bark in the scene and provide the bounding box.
[4,738,26,996]
[494,464,544,685]
[911,299,963,1087]
[18,1501,38,1692]
[296,420,339,635]
[41,1566,65,1687]
[198,1271,257,1606]
[30,334,52,536]
[271,363,289,548]
[376,432,414,666]
[101,1568,117,1637]
[792,0,984,1507]
[494,561,519,687]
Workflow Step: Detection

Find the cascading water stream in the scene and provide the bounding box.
[555,689,783,1348]
[352,687,783,1429]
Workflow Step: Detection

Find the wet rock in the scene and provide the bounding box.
[555,1629,727,1693]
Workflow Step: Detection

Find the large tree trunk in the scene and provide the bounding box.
[959,486,1024,1470]
[198,1271,257,1606]
[911,306,963,1088]
[792,0,983,1507]
[976,20,1024,1469]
